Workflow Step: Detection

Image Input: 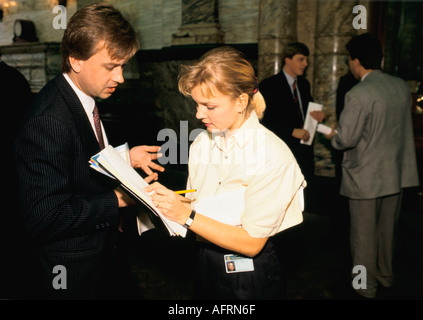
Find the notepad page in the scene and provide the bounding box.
[96,145,187,237]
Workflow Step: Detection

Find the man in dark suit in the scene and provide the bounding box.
[1,56,32,299]
[15,3,163,299]
[260,42,324,210]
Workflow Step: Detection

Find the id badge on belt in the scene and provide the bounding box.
[224,254,254,273]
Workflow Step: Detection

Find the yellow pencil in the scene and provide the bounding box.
[174,189,197,194]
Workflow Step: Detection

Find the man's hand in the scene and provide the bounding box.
[310,110,325,122]
[292,128,310,141]
[114,173,159,208]
[324,123,337,139]
[130,145,165,177]
[114,187,135,208]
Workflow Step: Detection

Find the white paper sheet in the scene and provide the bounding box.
[301,102,323,145]
[91,145,187,237]
[193,188,246,226]
[316,123,338,135]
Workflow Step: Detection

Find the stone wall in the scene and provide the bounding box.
[1,0,421,177]
[0,0,259,48]
[0,0,362,177]
[0,42,61,92]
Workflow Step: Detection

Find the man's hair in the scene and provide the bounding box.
[346,33,383,70]
[282,42,310,66]
[61,2,139,73]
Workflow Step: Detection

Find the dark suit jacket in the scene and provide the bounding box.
[259,71,315,180]
[1,61,32,298]
[15,74,120,298]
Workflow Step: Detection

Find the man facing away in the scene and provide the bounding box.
[15,3,163,299]
[326,33,419,299]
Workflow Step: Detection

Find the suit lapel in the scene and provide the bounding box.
[55,74,101,156]
[278,72,306,122]
[278,72,294,105]
[296,77,309,115]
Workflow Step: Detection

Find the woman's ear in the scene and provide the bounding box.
[237,93,249,114]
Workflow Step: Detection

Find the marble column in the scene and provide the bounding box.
[257,0,297,81]
[312,0,359,176]
[77,0,95,10]
[172,0,224,45]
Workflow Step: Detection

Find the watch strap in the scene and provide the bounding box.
[183,209,196,229]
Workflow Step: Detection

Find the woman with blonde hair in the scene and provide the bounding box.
[146,46,306,299]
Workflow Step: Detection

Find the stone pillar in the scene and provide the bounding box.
[312,0,359,176]
[77,0,96,10]
[172,0,224,45]
[257,0,297,81]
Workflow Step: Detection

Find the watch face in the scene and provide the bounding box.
[14,20,22,37]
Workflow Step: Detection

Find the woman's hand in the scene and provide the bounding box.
[145,182,191,225]
[146,183,267,257]
[113,173,158,208]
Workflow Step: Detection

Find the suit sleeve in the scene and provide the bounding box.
[331,90,369,150]
[15,114,119,241]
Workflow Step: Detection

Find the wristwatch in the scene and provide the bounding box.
[183,210,196,229]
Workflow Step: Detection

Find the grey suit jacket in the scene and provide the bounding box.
[331,70,419,199]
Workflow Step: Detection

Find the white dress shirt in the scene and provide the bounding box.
[63,73,109,147]
[186,111,306,238]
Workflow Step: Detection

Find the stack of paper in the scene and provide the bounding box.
[90,143,131,179]
[90,144,187,237]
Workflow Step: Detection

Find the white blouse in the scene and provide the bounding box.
[186,111,306,238]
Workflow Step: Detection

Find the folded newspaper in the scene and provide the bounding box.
[89,144,187,237]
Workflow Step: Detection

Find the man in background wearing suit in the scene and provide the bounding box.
[326,33,419,299]
[15,3,163,299]
[1,55,32,299]
[260,42,324,211]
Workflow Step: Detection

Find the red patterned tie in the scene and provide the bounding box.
[93,105,105,150]
[292,80,304,127]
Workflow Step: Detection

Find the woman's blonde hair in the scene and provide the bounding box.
[178,46,266,119]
